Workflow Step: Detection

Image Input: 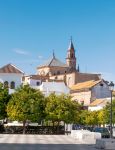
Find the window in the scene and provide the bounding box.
[57,71,60,75]
[55,76,57,79]
[100,83,103,87]
[36,82,40,86]
[4,81,9,88]
[10,81,15,89]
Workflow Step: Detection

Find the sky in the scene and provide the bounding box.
[0,0,115,82]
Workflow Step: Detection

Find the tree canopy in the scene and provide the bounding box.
[7,85,45,133]
[80,110,101,126]
[103,99,115,124]
[45,93,81,124]
[0,83,10,120]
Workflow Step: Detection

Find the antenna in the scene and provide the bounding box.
[53,50,55,58]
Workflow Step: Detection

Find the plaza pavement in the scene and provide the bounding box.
[0,134,99,150]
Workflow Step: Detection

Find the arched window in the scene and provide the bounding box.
[4,81,9,88]
[10,81,15,89]
[36,81,40,86]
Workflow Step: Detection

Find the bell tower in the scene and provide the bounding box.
[66,37,76,72]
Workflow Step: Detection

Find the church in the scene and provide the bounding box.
[36,38,100,87]
[0,38,111,106]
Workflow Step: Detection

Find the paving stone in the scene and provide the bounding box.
[0,134,100,150]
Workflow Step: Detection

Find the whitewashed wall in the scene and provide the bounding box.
[29,79,41,86]
[31,81,70,96]
[23,77,42,86]
[91,81,110,100]
[88,106,103,111]
[0,73,23,88]
[71,91,91,106]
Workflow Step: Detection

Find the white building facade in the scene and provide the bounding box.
[23,75,70,96]
[33,81,70,96]
[88,98,110,111]
[71,80,110,106]
[0,64,24,93]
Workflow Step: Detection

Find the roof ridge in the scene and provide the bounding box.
[0,63,24,74]
[10,63,24,74]
[38,55,68,68]
[48,57,54,66]
[89,99,106,106]
[70,79,102,90]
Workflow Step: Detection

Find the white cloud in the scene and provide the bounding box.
[13,48,29,55]
[38,55,43,59]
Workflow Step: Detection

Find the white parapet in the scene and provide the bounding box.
[96,139,115,149]
[71,130,101,144]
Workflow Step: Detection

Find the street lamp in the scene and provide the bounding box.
[108,81,114,138]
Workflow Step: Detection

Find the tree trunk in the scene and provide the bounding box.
[52,121,55,134]
[57,121,60,134]
[23,120,26,134]
[63,122,66,134]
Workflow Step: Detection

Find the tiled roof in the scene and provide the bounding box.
[47,79,64,82]
[70,80,101,90]
[24,75,64,82]
[89,98,109,107]
[23,75,48,82]
[38,56,68,68]
[75,72,101,83]
[0,64,24,74]
[30,75,48,80]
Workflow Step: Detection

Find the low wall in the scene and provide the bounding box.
[1,125,65,134]
[71,130,101,144]
[96,139,115,149]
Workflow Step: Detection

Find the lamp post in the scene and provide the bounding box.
[108,81,114,138]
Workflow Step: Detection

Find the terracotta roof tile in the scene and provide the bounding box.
[70,80,101,90]
[0,64,24,74]
[38,56,68,68]
[24,75,64,82]
[23,75,48,82]
[30,75,48,80]
[75,72,100,83]
[89,98,109,106]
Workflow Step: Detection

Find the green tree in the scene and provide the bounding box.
[45,93,81,126]
[103,99,115,125]
[79,110,89,125]
[80,110,99,126]
[0,83,10,120]
[98,109,106,126]
[59,94,81,124]
[7,85,45,134]
[86,111,99,126]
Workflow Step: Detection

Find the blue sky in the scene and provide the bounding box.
[0,0,115,82]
